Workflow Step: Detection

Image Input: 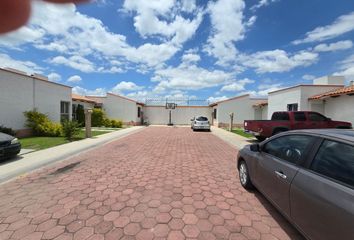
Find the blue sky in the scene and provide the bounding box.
[0,0,353,103]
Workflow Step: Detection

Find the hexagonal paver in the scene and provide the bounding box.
[0,127,304,240]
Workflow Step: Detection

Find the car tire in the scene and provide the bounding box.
[238,161,254,190]
[255,136,266,142]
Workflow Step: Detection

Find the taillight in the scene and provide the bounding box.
[244,122,248,127]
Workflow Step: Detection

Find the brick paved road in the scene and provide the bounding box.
[0,127,304,240]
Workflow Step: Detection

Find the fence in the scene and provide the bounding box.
[144,98,210,106]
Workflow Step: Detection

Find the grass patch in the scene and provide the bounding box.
[231,128,254,138]
[19,130,112,150]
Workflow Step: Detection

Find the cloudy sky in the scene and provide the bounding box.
[0,0,353,103]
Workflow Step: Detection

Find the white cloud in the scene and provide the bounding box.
[152,62,236,91]
[181,51,201,63]
[293,12,354,45]
[220,78,254,91]
[207,96,228,103]
[251,0,278,11]
[313,40,353,52]
[238,49,319,73]
[0,53,43,74]
[243,83,283,97]
[204,0,246,66]
[48,72,61,82]
[122,0,203,45]
[334,54,354,77]
[112,81,144,92]
[49,55,95,73]
[302,74,316,80]
[67,75,82,83]
[72,86,106,96]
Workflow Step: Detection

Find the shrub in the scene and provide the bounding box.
[62,120,81,141]
[103,118,112,128]
[0,125,15,136]
[91,108,106,127]
[24,110,62,137]
[76,105,85,126]
[110,119,123,128]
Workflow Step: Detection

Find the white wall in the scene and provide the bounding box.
[268,85,343,118]
[0,69,72,130]
[103,93,140,123]
[144,106,212,125]
[324,95,354,125]
[217,95,265,125]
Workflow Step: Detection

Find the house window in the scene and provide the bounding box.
[137,107,141,118]
[287,103,298,111]
[72,104,77,120]
[213,109,217,119]
[60,101,70,121]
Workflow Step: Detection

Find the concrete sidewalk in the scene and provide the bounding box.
[211,126,257,149]
[0,126,144,183]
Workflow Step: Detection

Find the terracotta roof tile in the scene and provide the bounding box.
[309,85,354,100]
[253,100,268,107]
[72,94,97,103]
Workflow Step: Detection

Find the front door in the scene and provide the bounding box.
[254,134,316,217]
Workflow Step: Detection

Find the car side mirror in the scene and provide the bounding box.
[250,144,260,152]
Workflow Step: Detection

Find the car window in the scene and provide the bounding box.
[263,135,316,165]
[272,112,290,121]
[310,140,354,188]
[196,116,208,121]
[294,112,306,121]
[308,112,327,121]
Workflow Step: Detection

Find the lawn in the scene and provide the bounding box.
[20,130,112,150]
[231,128,254,138]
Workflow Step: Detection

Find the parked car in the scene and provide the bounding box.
[237,129,354,240]
[0,132,21,160]
[191,116,211,131]
[244,111,352,141]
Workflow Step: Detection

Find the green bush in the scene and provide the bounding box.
[110,119,123,128]
[62,120,81,141]
[24,110,62,137]
[76,105,85,126]
[0,125,15,136]
[91,108,106,127]
[103,118,112,128]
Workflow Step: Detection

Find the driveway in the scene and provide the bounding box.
[0,127,304,240]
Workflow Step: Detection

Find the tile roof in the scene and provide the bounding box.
[309,85,354,100]
[72,94,97,103]
[253,100,268,107]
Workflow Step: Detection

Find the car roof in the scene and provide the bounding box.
[287,129,354,142]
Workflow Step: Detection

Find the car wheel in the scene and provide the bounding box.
[238,161,254,190]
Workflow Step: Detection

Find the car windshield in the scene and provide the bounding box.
[196,117,208,121]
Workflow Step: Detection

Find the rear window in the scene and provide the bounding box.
[272,112,290,121]
[196,116,208,121]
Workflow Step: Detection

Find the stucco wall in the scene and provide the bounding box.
[0,69,72,130]
[324,95,354,125]
[144,106,212,125]
[268,85,343,118]
[103,93,140,123]
[216,95,265,125]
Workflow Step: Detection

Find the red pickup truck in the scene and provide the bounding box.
[244,111,352,141]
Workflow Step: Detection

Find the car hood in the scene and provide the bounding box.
[0,133,15,142]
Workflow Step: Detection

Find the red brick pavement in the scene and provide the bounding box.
[0,127,304,240]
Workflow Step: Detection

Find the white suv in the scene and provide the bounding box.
[191,116,211,131]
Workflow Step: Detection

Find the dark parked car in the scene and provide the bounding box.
[244,111,352,141]
[0,132,21,160]
[237,129,354,240]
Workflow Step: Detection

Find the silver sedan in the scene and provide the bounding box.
[237,129,354,240]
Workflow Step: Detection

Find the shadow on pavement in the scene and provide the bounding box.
[0,155,24,166]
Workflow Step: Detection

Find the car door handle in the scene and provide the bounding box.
[275,171,287,179]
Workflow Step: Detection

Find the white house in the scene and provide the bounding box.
[72,94,98,120]
[210,94,268,127]
[0,68,72,137]
[267,76,345,119]
[102,93,144,125]
[309,83,354,125]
